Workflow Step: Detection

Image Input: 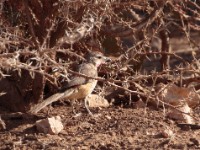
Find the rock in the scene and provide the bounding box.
[155,83,200,108]
[167,104,195,124]
[87,94,109,108]
[105,115,112,120]
[155,83,198,123]
[161,128,174,138]
[36,116,63,134]
[133,100,146,109]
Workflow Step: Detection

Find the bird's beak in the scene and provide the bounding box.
[104,57,111,63]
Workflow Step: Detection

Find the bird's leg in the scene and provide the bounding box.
[84,96,93,116]
[71,99,82,117]
[71,99,77,115]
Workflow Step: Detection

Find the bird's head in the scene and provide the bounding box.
[87,51,111,67]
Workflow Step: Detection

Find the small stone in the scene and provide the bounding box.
[36,116,63,134]
[87,94,109,108]
[167,104,194,124]
[105,115,112,120]
[161,128,174,138]
[133,100,146,109]
[127,136,134,143]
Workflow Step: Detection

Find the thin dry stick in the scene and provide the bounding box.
[137,52,186,64]
[22,0,39,48]
[0,116,6,129]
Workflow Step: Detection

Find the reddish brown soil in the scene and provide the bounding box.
[0,104,200,149]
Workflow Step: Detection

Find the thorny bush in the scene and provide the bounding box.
[0,0,199,112]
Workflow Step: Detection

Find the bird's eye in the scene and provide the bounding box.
[97,56,102,59]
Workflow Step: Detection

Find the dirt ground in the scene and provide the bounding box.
[0,35,200,150]
[0,103,200,150]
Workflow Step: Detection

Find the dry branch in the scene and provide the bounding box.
[0,0,199,115]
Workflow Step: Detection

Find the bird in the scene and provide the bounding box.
[29,51,111,116]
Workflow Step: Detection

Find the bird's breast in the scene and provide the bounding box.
[67,80,97,100]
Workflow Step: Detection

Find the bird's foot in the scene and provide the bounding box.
[73,112,82,118]
[84,98,101,118]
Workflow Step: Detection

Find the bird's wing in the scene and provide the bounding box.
[61,63,97,90]
[64,76,87,89]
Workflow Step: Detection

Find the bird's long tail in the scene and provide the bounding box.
[29,88,74,114]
